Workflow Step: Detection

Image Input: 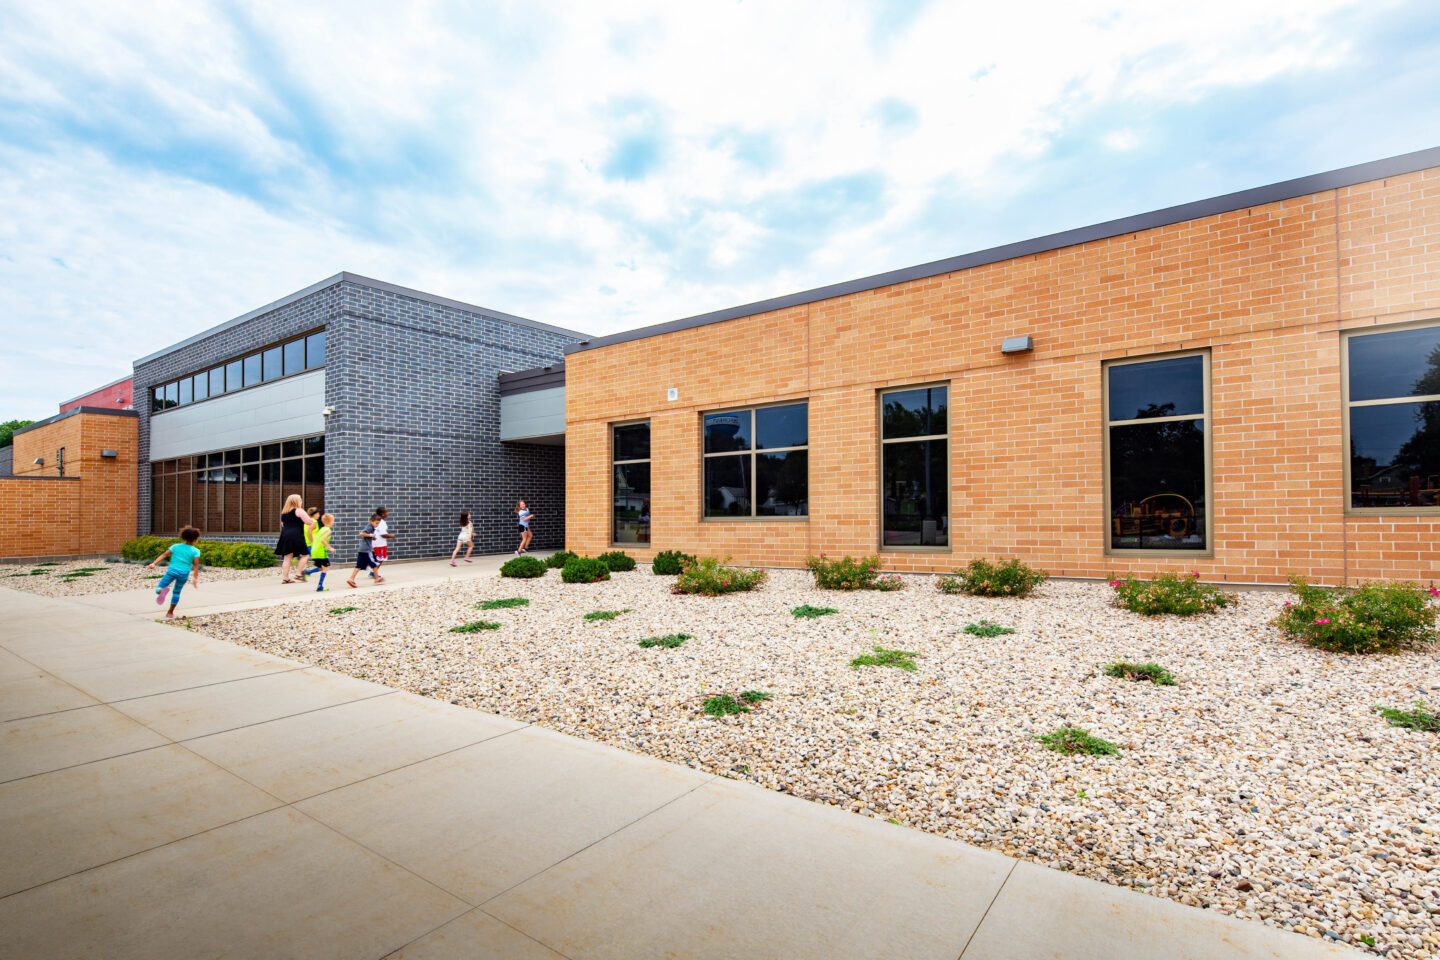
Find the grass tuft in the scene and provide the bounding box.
[962,620,1015,637]
[476,597,530,610]
[791,604,839,619]
[1103,661,1177,686]
[1377,700,1440,732]
[1035,726,1121,756]
[450,620,501,633]
[583,608,633,621]
[639,633,691,648]
[850,645,921,672]
[703,694,750,716]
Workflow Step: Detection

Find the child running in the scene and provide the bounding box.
[298,506,320,582]
[347,514,385,588]
[303,513,334,590]
[450,511,474,566]
[147,526,201,619]
[515,499,533,555]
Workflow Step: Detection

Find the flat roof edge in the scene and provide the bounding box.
[565,145,1440,355]
[498,362,566,395]
[13,406,139,437]
[134,272,591,368]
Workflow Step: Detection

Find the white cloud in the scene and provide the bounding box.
[0,0,1425,418]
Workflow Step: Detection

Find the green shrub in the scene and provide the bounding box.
[122,536,178,561]
[476,597,530,610]
[500,556,547,579]
[651,550,696,575]
[1111,572,1232,617]
[223,542,278,569]
[703,694,750,716]
[562,557,610,584]
[1036,726,1120,756]
[545,550,578,569]
[849,645,921,672]
[1272,577,1436,654]
[639,633,691,648]
[1103,661,1177,685]
[597,550,636,572]
[792,604,838,619]
[674,556,766,596]
[963,620,1015,638]
[583,608,632,621]
[805,555,902,591]
[938,558,1047,597]
[1377,700,1440,732]
[450,620,501,633]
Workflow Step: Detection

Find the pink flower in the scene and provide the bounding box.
[1283,601,1293,607]
[1314,618,1331,625]
[1430,586,1439,597]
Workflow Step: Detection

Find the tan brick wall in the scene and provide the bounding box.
[567,167,1440,585]
[2,413,137,560]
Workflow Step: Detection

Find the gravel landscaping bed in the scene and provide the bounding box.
[183,568,1439,957]
[1,559,274,597]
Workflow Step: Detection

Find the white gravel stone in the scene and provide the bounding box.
[1,558,273,597]
[176,567,1439,957]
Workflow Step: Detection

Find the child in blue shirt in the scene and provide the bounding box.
[148,526,202,619]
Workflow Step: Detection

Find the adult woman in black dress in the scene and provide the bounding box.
[275,493,316,583]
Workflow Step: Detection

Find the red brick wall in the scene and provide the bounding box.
[58,379,134,413]
[566,167,1440,585]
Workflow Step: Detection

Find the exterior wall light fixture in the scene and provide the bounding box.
[322,406,336,418]
[32,457,44,465]
[1001,336,1034,354]
[101,449,119,458]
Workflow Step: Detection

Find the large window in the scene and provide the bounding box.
[613,422,650,544]
[881,384,948,548]
[150,329,325,414]
[703,402,808,518]
[1104,351,1210,553]
[150,435,322,535]
[1346,323,1440,511]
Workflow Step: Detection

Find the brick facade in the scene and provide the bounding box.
[564,165,1440,586]
[134,276,578,559]
[2,409,138,560]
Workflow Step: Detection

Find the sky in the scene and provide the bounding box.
[1,0,1438,420]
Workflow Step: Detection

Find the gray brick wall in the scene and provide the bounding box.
[134,277,576,558]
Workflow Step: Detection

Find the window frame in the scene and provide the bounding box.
[1102,348,1214,558]
[877,381,952,553]
[150,327,326,417]
[611,419,652,546]
[1342,319,1440,516]
[700,399,810,522]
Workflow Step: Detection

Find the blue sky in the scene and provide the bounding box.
[1,0,1438,419]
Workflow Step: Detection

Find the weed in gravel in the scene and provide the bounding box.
[143,575,162,580]
[1360,935,1375,947]
[68,567,108,574]
[584,608,632,621]
[962,620,1015,637]
[450,620,501,633]
[329,606,358,615]
[476,597,530,610]
[34,562,61,567]
[1103,661,1177,685]
[1036,726,1120,756]
[703,694,750,716]
[740,690,772,704]
[850,645,921,672]
[639,633,691,648]
[1377,700,1440,732]
[27,569,50,575]
[792,604,838,619]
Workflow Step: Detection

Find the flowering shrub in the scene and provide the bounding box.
[651,550,696,575]
[673,556,766,596]
[938,558,1047,598]
[1110,572,1231,616]
[1272,577,1436,654]
[804,555,902,591]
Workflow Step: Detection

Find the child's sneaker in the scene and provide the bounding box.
[450,560,457,567]
[164,611,175,619]
[463,558,472,563]
[155,584,171,605]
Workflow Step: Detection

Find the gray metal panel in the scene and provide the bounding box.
[500,386,565,442]
[565,145,1440,356]
[149,370,325,459]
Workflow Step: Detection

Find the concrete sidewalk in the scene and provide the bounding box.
[0,587,1356,959]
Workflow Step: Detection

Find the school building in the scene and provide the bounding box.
[549,147,1440,586]
[131,274,584,559]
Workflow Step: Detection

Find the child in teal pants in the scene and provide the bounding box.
[148,526,201,619]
